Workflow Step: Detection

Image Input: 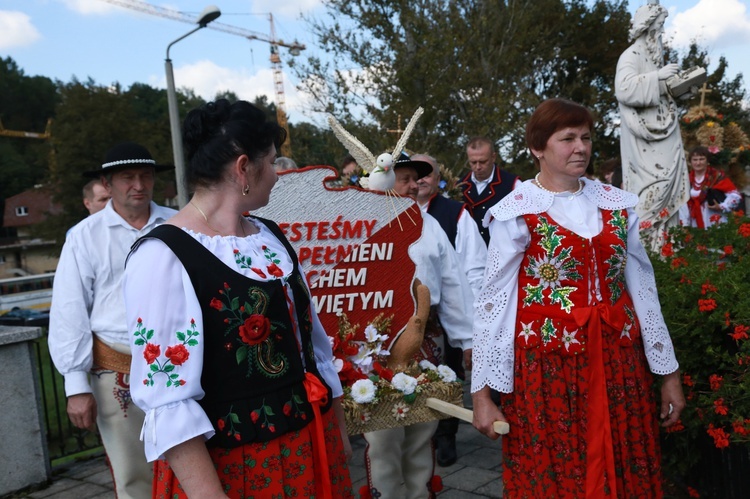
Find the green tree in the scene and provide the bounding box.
[678,42,748,130]
[36,79,176,247]
[0,57,59,198]
[294,0,631,176]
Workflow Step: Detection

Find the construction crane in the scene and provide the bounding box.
[0,118,52,140]
[99,0,304,157]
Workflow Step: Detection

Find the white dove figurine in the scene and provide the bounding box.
[327,107,424,192]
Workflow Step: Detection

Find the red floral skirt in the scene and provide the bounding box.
[501,320,663,498]
[153,408,353,498]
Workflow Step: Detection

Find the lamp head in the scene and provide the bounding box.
[197,5,221,27]
[289,41,304,56]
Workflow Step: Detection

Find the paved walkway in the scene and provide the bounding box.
[10,384,505,498]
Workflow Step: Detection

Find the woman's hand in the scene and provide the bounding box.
[471,387,507,440]
[707,200,722,211]
[660,371,686,427]
[332,397,353,461]
[463,348,473,372]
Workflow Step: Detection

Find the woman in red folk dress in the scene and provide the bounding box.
[682,145,743,229]
[123,99,353,498]
[471,98,685,498]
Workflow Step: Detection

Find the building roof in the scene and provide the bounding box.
[3,186,62,228]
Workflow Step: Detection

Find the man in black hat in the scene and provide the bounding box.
[49,142,177,498]
[363,153,474,498]
[414,152,487,467]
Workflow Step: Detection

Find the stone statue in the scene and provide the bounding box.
[615,0,690,251]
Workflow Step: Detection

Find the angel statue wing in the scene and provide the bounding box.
[391,107,424,160]
[327,114,377,174]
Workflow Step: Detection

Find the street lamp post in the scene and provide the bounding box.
[165,5,221,208]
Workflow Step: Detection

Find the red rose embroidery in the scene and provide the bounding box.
[165,344,190,366]
[239,314,271,345]
[250,410,260,423]
[251,267,267,278]
[217,419,225,431]
[143,343,160,364]
[209,298,224,311]
[266,263,284,277]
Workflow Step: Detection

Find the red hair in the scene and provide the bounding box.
[526,99,594,167]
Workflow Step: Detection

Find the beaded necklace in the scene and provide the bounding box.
[533,173,584,195]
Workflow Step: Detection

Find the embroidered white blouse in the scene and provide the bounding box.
[123,219,343,462]
[471,178,680,394]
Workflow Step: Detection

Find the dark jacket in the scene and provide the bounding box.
[461,165,519,245]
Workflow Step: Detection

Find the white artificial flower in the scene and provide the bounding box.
[419,360,437,371]
[391,372,418,395]
[364,324,380,342]
[350,379,377,403]
[392,402,409,419]
[437,365,457,383]
[351,342,376,373]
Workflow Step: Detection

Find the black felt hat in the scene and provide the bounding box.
[392,151,432,180]
[83,142,174,178]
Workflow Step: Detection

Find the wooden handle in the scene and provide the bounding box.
[425,397,509,435]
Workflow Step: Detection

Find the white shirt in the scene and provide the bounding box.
[49,200,177,397]
[471,167,522,195]
[411,213,474,351]
[471,179,679,394]
[418,200,487,297]
[123,220,343,462]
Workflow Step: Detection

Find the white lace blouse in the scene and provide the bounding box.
[123,219,343,462]
[471,179,680,394]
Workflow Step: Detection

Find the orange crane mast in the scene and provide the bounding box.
[98,0,303,157]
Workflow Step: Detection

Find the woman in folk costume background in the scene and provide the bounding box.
[681,145,743,228]
[471,98,685,497]
[123,99,352,498]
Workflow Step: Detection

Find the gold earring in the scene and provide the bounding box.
[242,184,250,196]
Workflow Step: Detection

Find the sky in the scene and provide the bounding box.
[1,0,750,126]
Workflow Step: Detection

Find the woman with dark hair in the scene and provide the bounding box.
[471,98,684,497]
[683,145,742,228]
[123,99,353,498]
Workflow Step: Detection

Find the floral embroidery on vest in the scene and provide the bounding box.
[209,282,290,379]
[603,209,628,304]
[134,317,199,387]
[522,215,583,312]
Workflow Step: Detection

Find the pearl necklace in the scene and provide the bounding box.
[534,173,584,195]
[191,201,247,237]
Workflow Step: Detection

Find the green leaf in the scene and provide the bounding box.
[134,339,145,346]
[231,296,239,310]
[264,406,276,416]
[403,392,417,404]
[230,413,240,424]
[164,364,175,372]
[176,331,186,342]
[150,364,159,372]
[236,345,248,364]
[187,339,199,347]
